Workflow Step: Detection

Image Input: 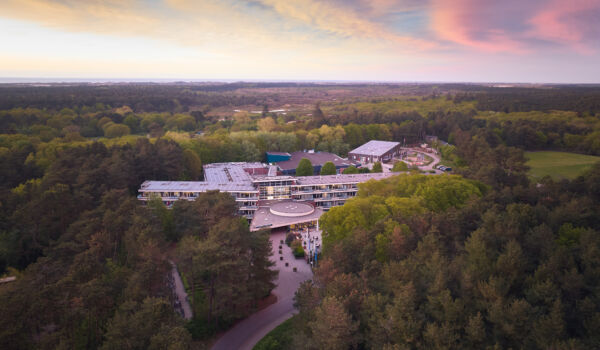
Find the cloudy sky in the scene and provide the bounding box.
[0,0,599,82]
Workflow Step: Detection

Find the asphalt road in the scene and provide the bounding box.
[211,230,313,350]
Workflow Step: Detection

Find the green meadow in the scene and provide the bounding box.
[526,151,600,180]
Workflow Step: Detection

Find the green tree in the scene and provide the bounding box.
[372,161,383,173]
[104,123,131,138]
[343,165,359,174]
[308,297,358,350]
[392,161,409,172]
[123,114,140,133]
[182,149,202,180]
[320,161,337,175]
[101,298,191,350]
[296,158,313,176]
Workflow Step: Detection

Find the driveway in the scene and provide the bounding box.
[211,230,313,350]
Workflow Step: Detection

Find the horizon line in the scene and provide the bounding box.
[1,77,599,86]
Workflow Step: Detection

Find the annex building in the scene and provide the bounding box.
[348,140,402,163]
[266,151,358,175]
[138,161,397,231]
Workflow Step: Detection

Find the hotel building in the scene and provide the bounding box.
[138,162,398,231]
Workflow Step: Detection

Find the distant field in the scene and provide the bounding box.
[526,151,600,180]
[325,97,476,116]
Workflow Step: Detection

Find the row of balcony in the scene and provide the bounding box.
[293,187,357,193]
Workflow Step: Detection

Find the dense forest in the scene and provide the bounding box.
[0,83,599,349]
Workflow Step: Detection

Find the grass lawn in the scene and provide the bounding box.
[253,315,296,350]
[526,151,600,180]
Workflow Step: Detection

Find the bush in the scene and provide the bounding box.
[392,161,409,172]
[372,161,383,173]
[103,123,131,138]
[185,318,216,340]
[343,165,359,174]
[285,233,295,246]
[291,239,305,258]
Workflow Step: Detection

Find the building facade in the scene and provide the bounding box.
[271,151,358,175]
[138,162,398,228]
[348,140,402,163]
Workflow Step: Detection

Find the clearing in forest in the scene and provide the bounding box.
[526,151,600,180]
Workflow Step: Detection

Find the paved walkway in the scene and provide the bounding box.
[170,261,193,320]
[211,230,313,350]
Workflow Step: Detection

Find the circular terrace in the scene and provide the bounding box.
[269,201,315,217]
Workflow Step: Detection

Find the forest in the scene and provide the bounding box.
[0,82,599,349]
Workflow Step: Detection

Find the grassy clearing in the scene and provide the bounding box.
[325,97,476,116]
[526,151,600,180]
[253,315,296,350]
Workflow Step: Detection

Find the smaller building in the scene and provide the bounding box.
[266,151,291,163]
[348,140,401,163]
[275,151,357,175]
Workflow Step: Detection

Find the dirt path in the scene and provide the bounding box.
[211,230,313,350]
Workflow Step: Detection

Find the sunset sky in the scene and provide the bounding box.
[0,0,599,83]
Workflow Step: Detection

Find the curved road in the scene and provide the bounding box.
[382,148,442,174]
[211,230,313,350]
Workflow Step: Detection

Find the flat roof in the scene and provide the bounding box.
[139,180,257,193]
[203,162,265,184]
[251,175,297,183]
[349,140,400,157]
[296,172,399,185]
[250,201,324,231]
[266,151,291,156]
[276,151,357,171]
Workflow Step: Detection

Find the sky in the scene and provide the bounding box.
[0,0,599,83]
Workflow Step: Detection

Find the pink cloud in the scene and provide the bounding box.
[528,0,600,53]
[431,0,599,53]
[431,0,528,52]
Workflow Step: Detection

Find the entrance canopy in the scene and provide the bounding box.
[250,201,324,231]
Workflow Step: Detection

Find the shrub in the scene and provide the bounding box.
[291,239,305,258]
[103,123,131,138]
[343,165,359,174]
[372,161,383,173]
[285,233,295,246]
[392,161,409,172]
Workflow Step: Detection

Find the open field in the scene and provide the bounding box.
[526,151,600,180]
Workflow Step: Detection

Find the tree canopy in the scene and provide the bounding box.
[371,161,383,173]
[320,161,337,175]
[343,165,359,174]
[296,158,313,176]
[392,161,409,171]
